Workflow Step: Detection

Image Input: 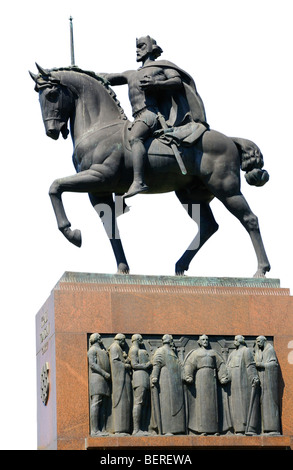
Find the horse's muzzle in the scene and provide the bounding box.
[45,120,69,140]
[46,128,60,140]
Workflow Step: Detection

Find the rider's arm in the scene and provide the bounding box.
[158,68,182,89]
[99,70,133,86]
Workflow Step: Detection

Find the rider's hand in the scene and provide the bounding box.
[140,75,157,90]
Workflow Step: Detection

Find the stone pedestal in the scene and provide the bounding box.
[36,272,293,450]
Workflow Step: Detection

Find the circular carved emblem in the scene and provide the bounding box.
[40,362,50,406]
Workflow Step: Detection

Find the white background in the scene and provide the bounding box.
[0,0,292,449]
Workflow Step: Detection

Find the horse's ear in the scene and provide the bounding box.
[29,71,38,82]
[35,63,49,76]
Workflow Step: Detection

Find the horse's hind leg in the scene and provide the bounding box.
[175,190,219,275]
[218,192,270,277]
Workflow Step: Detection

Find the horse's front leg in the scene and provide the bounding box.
[89,193,130,274]
[49,178,82,247]
[49,168,108,247]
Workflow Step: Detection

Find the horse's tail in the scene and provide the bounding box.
[231,137,270,187]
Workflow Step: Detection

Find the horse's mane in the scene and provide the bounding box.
[50,66,128,121]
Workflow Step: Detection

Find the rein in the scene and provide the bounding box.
[44,117,65,122]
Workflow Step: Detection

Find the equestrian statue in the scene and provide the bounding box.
[29,35,270,277]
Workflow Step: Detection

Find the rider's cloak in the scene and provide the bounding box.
[141,60,208,128]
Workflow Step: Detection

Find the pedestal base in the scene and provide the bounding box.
[36,272,293,450]
[86,434,292,450]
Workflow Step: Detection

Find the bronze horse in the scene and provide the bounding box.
[30,64,270,277]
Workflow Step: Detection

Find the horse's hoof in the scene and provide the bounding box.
[253,269,266,278]
[253,264,271,278]
[117,263,130,274]
[175,271,186,276]
[71,229,82,247]
[175,262,187,276]
[62,227,82,247]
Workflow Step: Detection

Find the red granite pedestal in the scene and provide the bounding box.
[36,272,293,450]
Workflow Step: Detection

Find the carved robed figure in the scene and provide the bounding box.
[184,335,231,435]
[128,334,152,435]
[30,36,271,278]
[87,333,111,436]
[151,335,186,435]
[227,335,260,435]
[254,336,281,435]
[108,334,132,434]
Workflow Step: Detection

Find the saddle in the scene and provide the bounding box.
[123,120,208,156]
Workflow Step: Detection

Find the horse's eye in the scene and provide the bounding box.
[47,88,59,102]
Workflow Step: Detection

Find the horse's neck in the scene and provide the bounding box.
[68,73,124,144]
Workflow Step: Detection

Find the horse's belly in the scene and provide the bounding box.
[146,156,196,192]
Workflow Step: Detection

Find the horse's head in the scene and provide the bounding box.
[29,64,75,140]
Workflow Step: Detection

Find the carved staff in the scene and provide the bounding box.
[246,382,258,434]
[157,112,187,176]
[69,16,76,66]
[151,383,162,435]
